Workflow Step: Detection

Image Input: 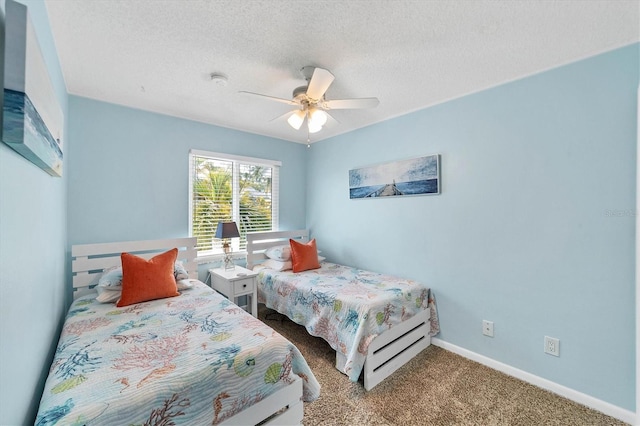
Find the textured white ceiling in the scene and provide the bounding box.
[44,0,639,144]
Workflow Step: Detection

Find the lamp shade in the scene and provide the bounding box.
[287,110,305,130]
[307,119,323,133]
[308,108,328,127]
[215,221,240,239]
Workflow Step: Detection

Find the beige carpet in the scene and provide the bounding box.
[259,306,626,426]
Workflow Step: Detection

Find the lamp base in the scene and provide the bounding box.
[221,240,235,270]
[223,253,235,270]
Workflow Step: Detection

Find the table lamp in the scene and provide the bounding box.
[215,221,240,270]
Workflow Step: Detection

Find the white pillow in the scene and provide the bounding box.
[96,287,121,303]
[176,279,194,290]
[174,261,189,280]
[262,259,293,271]
[95,278,195,303]
[264,244,322,261]
[97,266,123,288]
[265,245,291,261]
[96,262,190,290]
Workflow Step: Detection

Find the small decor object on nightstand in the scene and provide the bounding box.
[215,221,240,270]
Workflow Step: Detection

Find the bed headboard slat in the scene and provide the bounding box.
[71,238,196,257]
[246,229,308,269]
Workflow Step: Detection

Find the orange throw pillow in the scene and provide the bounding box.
[117,248,180,307]
[289,238,320,273]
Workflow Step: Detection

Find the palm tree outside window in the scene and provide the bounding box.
[189,150,280,257]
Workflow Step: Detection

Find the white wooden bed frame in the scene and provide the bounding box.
[71,237,304,425]
[246,229,432,391]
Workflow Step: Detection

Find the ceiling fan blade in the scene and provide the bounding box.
[325,111,339,124]
[269,110,296,122]
[322,97,379,110]
[239,91,299,106]
[306,68,335,101]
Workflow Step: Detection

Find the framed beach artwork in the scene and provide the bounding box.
[349,154,440,199]
[3,0,64,177]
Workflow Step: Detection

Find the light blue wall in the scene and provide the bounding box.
[307,44,638,411]
[0,0,68,424]
[66,96,308,279]
[1,1,636,420]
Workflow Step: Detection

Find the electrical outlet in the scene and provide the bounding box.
[544,336,560,356]
[482,320,494,337]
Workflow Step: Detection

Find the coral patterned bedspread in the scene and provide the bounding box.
[256,262,440,382]
[36,281,320,425]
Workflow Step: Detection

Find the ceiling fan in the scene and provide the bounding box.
[240,66,379,137]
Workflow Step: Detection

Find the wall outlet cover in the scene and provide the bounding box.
[544,336,560,356]
[482,320,494,337]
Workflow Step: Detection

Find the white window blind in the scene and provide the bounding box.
[189,150,280,256]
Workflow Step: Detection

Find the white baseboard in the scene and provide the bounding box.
[431,338,636,425]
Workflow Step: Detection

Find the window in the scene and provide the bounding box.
[189,149,280,257]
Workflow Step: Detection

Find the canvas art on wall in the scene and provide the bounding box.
[3,0,64,177]
[349,154,440,199]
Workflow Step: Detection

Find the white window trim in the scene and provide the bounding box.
[190,149,282,168]
[189,149,281,260]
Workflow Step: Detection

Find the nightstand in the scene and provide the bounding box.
[208,266,258,317]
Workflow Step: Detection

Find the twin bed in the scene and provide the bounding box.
[36,237,320,426]
[37,232,439,425]
[247,229,439,391]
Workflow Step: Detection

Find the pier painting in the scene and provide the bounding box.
[4,89,63,176]
[3,0,64,177]
[349,154,440,199]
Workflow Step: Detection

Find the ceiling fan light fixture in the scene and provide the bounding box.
[241,66,379,139]
[287,110,306,130]
[307,119,323,134]
[308,108,328,127]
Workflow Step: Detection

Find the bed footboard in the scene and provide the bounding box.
[222,376,303,425]
[363,309,431,390]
